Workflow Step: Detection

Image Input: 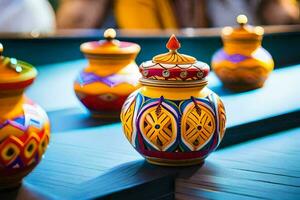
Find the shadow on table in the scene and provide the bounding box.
[209,84,263,97]
[48,107,120,133]
[68,160,206,200]
[0,161,222,200]
[0,182,55,200]
[176,161,228,199]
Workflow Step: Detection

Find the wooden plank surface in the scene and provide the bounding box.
[0,62,299,199]
[1,122,300,199]
[176,127,300,200]
[26,61,300,131]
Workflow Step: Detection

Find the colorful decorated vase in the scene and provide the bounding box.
[0,43,50,189]
[212,15,274,91]
[120,35,226,166]
[74,28,141,117]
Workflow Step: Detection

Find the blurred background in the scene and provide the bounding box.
[0,0,299,33]
[0,0,299,67]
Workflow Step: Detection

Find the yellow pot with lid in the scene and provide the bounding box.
[212,15,274,91]
[74,28,141,117]
[121,35,226,166]
[0,43,50,189]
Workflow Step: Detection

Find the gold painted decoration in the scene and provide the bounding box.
[120,91,140,145]
[153,34,196,64]
[139,35,209,82]
[139,100,177,151]
[121,99,136,143]
[181,99,216,151]
[217,98,226,141]
[120,35,226,166]
[1,141,20,164]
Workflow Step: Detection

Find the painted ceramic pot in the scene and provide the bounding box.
[121,35,226,166]
[0,44,50,189]
[212,15,274,91]
[74,28,141,117]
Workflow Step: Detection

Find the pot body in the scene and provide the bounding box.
[212,45,274,91]
[74,60,140,117]
[121,85,226,166]
[0,92,50,189]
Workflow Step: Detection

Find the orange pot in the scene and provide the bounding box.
[74,29,141,118]
[0,44,50,189]
[212,15,274,91]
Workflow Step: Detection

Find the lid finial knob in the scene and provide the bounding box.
[237,14,248,26]
[153,34,196,64]
[166,34,181,51]
[104,28,116,40]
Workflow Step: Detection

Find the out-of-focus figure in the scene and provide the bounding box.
[0,0,56,33]
[114,0,178,29]
[204,0,300,27]
[56,0,300,29]
[56,0,113,29]
[258,0,300,25]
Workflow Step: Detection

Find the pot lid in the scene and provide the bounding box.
[0,44,37,90]
[139,35,209,82]
[222,15,264,41]
[80,28,140,55]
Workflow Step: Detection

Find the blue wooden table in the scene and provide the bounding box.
[1,61,300,200]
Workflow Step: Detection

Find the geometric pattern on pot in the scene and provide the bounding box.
[206,93,227,145]
[0,102,50,169]
[121,92,226,154]
[120,91,140,145]
[137,97,178,151]
[76,71,138,87]
[216,97,226,142]
[180,97,216,151]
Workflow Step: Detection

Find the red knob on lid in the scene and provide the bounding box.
[166,34,181,51]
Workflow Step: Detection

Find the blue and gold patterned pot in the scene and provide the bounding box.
[121,35,226,166]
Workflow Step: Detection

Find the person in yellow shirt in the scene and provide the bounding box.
[56,0,299,30]
[56,0,178,29]
[114,0,178,29]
